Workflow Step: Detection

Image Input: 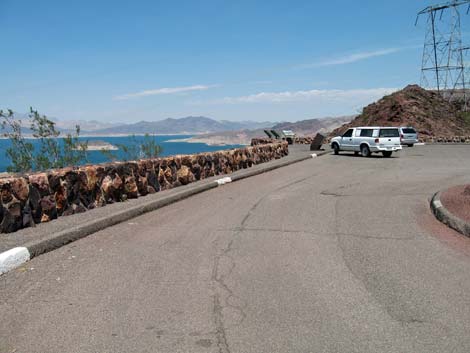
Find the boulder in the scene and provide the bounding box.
[124,176,139,198]
[10,178,29,203]
[0,195,22,233]
[28,173,51,197]
[177,165,195,185]
[40,195,57,221]
[137,175,149,196]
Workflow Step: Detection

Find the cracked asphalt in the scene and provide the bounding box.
[1,145,470,353]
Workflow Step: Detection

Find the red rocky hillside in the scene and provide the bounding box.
[330,85,470,137]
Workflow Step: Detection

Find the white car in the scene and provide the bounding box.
[330,127,402,158]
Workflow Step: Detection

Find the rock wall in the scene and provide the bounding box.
[251,138,276,146]
[420,136,470,143]
[0,142,288,233]
[294,137,314,145]
[251,137,314,145]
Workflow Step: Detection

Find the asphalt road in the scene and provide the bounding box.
[2,145,470,353]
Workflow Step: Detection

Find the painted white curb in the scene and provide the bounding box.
[311,154,318,158]
[433,199,443,209]
[415,143,425,146]
[215,177,233,186]
[0,247,31,275]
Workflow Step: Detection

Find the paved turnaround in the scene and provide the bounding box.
[1,145,470,353]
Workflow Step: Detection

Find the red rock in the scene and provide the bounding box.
[177,165,195,185]
[85,166,98,191]
[112,174,123,190]
[136,175,148,196]
[124,176,138,198]
[10,178,29,203]
[0,195,22,232]
[0,186,13,204]
[28,173,51,196]
[55,180,68,214]
[101,175,113,196]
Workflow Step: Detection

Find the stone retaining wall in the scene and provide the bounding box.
[251,137,314,145]
[420,136,470,143]
[251,138,276,146]
[294,137,314,145]
[0,142,288,233]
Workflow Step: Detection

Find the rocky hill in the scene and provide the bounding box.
[273,116,354,136]
[330,85,470,137]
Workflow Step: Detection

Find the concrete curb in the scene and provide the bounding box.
[0,247,30,275]
[0,149,330,275]
[430,191,470,238]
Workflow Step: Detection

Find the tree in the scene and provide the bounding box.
[140,133,162,159]
[60,125,88,167]
[1,108,89,172]
[30,108,61,170]
[1,109,34,173]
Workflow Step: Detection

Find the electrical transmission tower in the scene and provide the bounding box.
[416,0,470,110]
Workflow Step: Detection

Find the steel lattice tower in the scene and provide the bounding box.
[416,0,470,110]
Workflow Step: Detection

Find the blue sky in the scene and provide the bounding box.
[0,0,460,122]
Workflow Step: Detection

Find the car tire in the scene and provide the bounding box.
[354,151,359,156]
[332,143,339,155]
[382,151,393,158]
[407,144,414,147]
[360,145,370,157]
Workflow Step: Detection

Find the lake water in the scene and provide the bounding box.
[0,135,243,172]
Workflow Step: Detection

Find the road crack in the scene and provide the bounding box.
[210,174,321,352]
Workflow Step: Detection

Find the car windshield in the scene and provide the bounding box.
[402,128,416,134]
[379,129,399,137]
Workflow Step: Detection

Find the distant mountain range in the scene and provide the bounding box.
[2,114,275,136]
[86,116,275,135]
[1,114,353,142]
[172,116,355,145]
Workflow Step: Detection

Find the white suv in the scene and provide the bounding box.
[330,127,402,158]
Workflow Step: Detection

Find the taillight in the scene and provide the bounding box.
[375,138,379,143]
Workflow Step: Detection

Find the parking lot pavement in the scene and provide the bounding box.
[1,145,470,353]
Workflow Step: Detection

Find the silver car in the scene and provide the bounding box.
[400,127,419,147]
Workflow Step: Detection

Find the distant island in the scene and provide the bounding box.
[77,140,118,151]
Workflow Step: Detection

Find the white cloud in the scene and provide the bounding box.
[197,88,398,105]
[297,48,401,69]
[114,85,212,100]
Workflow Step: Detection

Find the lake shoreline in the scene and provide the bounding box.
[0,133,203,139]
[0,135,244,172]
[165,137,249,146]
